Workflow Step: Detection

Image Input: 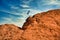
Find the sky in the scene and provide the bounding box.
[0,0,60,27]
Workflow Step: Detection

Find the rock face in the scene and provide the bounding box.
[0,24,23,40]
[0,9,60,40]
[22,9,60,40]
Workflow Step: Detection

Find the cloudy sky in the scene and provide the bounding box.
[0,0,60,27]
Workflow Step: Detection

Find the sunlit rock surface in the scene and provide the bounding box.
[0,9,60,40]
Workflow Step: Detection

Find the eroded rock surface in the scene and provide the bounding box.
[22,9,60,40]
[0,24,23,40]
[0,9,60,40]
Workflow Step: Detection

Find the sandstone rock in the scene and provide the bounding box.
[0,9,60,40]
[0,24,23,40]
[22,9,60,40]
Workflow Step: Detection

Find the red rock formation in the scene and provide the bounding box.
[22,9,60,40]
[0,24,23,40]
[0,9,60,40]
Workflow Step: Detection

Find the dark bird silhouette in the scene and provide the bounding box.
[27,10,30,15]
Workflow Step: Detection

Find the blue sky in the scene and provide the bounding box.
[0,0,60,27]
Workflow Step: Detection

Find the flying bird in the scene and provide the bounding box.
[27,10,30,15]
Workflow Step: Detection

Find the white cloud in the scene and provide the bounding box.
[0,10,11,14]
[11,6,19,9]
[28,9,42,16]
[42,0,60,5]
[0,17,25,28]
[0,9,22,15]
[20,4,29,8]
[48,0,60,5]
[22,0,32,4]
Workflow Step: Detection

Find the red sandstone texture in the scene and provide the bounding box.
[0,9,60,40]
[0,24,23,40]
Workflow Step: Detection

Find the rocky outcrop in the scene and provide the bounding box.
[0,24,23,40]
[0,9,60,40]
[22,9,60,40]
